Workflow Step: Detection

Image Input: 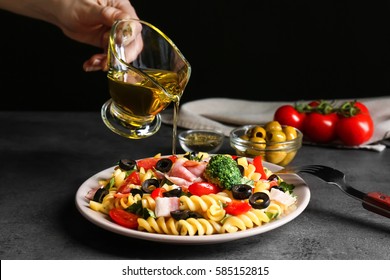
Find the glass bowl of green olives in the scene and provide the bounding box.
[229,121,303,166]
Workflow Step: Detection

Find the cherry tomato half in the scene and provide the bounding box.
[151,187,165,199]
[224,200,252,215]
[117,171,141,194]
[109,208,139,229]
[188,182,221,196]
[136,157,160,171]
[274,105,306,131]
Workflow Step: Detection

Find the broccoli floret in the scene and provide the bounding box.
[203,154,243,190]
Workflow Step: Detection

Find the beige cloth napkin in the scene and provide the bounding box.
[161,96,390,152]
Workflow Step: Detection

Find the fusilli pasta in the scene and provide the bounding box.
[88,152,298,236]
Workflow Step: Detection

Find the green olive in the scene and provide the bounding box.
[265,151,287,164]
[278,151,297,166]
[264,121,282,132]
[249,136,266,149]
[240,134,250,141]
[250,136,266,143]
[250,126,267,138]
[266,130,286,143]
[245,148,265,157]
[283,126,297,140]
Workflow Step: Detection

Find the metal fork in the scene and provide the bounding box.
[284,165,390,218]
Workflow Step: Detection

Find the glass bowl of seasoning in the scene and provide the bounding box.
[178,129,225,154]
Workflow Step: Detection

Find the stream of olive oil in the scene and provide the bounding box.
[171,98,180,155]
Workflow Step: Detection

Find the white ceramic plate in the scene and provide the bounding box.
[75,159,310,244]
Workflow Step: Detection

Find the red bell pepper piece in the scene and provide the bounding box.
[252,155,268,180]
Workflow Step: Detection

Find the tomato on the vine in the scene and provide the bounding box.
[303,112,339,143]
[335,100,374,146]
[336,113,374,146]
[354,102,370,115]
[274,99,373,146]
[273,104,306,131]
[308,100,320,107]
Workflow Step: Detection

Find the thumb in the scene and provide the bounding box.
[99,6,138,27]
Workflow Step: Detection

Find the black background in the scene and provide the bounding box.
[1,0,389,111]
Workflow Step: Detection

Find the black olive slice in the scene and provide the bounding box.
[141,178,160,193]
[118,159,137,171]
[93,187,109,203]
[187,211,204,219]
[130,188,143,196]
[170,210,190,220]
[170,210,203,220]
[249,192,270,209]
[267,174,279,182]
[237,165,245,175]
[231,184,252,199]
[155,158,173,173]
[163,187,182,197]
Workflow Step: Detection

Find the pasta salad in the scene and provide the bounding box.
[86,152,297,236]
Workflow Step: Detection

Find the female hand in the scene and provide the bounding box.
[52,0,139,72]
[0,0,139,71]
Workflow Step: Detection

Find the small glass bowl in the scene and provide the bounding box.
[230,124,303,166]
[178,129,225,154]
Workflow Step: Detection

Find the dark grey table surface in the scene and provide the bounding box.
[1,111,389,260]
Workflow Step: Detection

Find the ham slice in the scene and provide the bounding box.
[155,197,180,217]
[183,160,207,178]
[169,158,198,182]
